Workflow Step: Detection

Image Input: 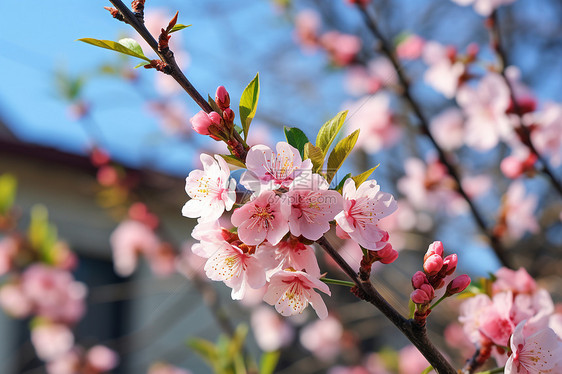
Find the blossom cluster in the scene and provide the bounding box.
[183,141,398,319]
[458,267,562,373]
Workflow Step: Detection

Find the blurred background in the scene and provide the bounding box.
[0,0,561,373]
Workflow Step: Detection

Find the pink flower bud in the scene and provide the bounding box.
[223,108,235,123]
[446,274,471,295]
[423,254,443,276]
[410,289,430,304]
[500,156,523,179]
[443,254,458,276]
[411,271,428,289]
[208,111,222,126]
[419,284,435,300]
[376,243,398,264]
[190,111,212,135]
[215,86,230,110]
[424,241,444,262]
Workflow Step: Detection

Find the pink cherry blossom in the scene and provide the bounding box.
[320,31,361,66]
[263,269,331,319]
[345,58,398,96]
[294,9,321,52]
[46,349,80,374]
[423,42,465,98]
[284,174,343,241]
[241,142,312,192]
[251,305,294,351]
[261,236,321,278]
[204,241,266,300]
[479,291,515,346]
[300,315,343,360]
[529,102,562,167]
[501,181,539,240]
[86,345,119,372]
[335,179,397,250]
[456,73,511,150]
[396,34,426,60]
[459,293,494,343]
[493,267,537,295]
[182,153,236,222]
[110,219,160,277]
[0,283,32,318]
[231,190,289,246]
[505,321,562,374]
[430,108,465,151]
[31,323,74,361]
[450,0,516,17]
[343,93,401,154]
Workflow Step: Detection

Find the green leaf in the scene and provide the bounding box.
[117,38,146,58]
[77,38,151,62]
[334,173,351,193]
[239,73,260,141]
[351,164,380,187]
[326,129,359,183]
[134,61,151,69]
[260,351,280,374]
[316,110,348,153]
[28,205,58,264]
[284,126,309,158]
[208,95,223,115]
[188,338,219,364]
[170,24,192,33]
[219,154,246,168]
[0,173,17,215]
[303,142,324,172]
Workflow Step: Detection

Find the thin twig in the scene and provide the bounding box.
[357,5,511,268]
[488,10,562,197]
[316,236,456,374]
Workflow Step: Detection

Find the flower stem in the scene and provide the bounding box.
[429,294,448,310]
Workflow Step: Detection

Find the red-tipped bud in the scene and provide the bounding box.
[411,271,428,289]
[419,284,435,300]
[411,289,431,304]
[376,243,398,264]
[424,241,444,262]
[190,111,212,135]
[443,254,458,276]
[423,254,443,276]
[446,274,471,295]
[223,108,235,123]
[208,111,222,126]
[215,86,230,110]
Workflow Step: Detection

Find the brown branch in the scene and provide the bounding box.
[316,236,456,374]
[488,10,562,197]
[356,5,512,268]
[107,0,212,113]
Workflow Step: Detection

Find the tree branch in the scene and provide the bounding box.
[316,236,456,374]
[488,10,562,197]
[356,5,512,268]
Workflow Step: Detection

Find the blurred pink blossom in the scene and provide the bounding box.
[110,220,161,277]
[31,323,74,361]
[423,42,465,98]
[300,315,343,360]
[345,58,398,96]
[0,283,33,318]
[529,102,562,167]
[0,236,18,275]
[430,108,465,151]
[398,345,432,374]
[320,31,361,66]
[86,345,119,372]
[500,181,539,240]
[251,306,294,351]
[493,267,537,295]
[294,9,321,52]
[396,34,426,60]
[450,0,516,17]
[46,349,80,374]
[344,93,401,154]
[148,100,191,135]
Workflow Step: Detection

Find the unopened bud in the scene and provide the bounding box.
[443,254,458,276]
[446,274,471,295]
[209,111,222,126]
[419,284,435,300]
[424,241,444,262]
[190,111,212,135]
[215,86,230,110]
[223,108,235,123]
[411,271,428,289]
[423,254,443,276]
[410,289,430,304]
[376,243,398,264]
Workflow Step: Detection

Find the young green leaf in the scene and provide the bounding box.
[326,129,360,183]
[117,38,146,57]
[284,126,309,158]
[0,173,17,215]
[260,351,281,374]
[77,38,151,62]
[134,61,151,69]
[303,142,324,172]
[239,73,260,141]
[187,338,219,364]
[316,110,348,153]
[169,24,192,33]
[219,154,246,168]
[351,164,380,187]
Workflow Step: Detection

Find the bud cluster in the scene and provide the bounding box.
[410,241,470,324]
